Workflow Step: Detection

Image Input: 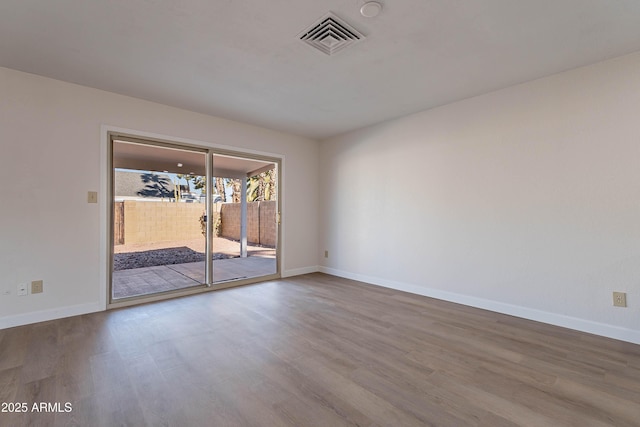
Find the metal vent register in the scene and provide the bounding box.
[299,13,365,55]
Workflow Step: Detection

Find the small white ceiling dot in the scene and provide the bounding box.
[360,2,382,18]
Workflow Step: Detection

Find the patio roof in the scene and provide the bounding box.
[113,139,274,178]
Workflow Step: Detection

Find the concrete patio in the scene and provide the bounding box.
[112,256,276,299]
[112,237,276,300]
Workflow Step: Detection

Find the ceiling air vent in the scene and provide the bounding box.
[299,12,365,55]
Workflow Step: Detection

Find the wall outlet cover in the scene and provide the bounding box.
[613,291,627,307]
[31,280,43,294]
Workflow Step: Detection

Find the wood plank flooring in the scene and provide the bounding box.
[1,273,639,426]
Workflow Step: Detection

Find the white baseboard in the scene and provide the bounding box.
[319,266,640,345]
[0,302,103,330]
[0,266,319,329]
[5,268,638,346]
[282,265,319,278]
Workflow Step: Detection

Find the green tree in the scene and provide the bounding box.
[215,177,226,202]
[229,179,242,203]
[192,176,205,191]
[193,176,227,202]
[185,171,276,203]
[247,168,276,202]
[176,174,194,193]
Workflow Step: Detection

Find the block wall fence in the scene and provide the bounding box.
[115,200,276,247]
[219,200,277,247]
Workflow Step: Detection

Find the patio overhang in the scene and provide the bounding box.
[113,139,274,178]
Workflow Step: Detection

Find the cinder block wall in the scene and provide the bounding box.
[259,201,277,247]
[119,200,276,246]
[220,201,277,247]
[123,201,204,244]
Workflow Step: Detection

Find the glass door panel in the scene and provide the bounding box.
[111,139,208,301]
[211,153,278,283]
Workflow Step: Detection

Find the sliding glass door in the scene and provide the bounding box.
[109,135,281,305]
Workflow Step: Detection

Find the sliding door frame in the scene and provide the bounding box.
[105,130,282,310]
[210,149,282,284]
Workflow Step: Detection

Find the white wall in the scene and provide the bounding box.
[320,52,640,344]
[0,67,319,328]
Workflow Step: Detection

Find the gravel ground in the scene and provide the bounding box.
[113,237,275,271]
[113,247,231,271]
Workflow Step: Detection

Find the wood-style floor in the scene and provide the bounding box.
[1,273,639,427]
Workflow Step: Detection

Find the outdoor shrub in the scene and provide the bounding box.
[199,212,222,237]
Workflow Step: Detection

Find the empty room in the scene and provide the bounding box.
[1,1,640,426]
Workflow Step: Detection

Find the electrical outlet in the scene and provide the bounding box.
[613,292,627,307]
[324,250,329,258]
[31,280,43,294]
[17,283,28,296]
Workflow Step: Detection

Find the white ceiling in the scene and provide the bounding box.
[2,1,640,140]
